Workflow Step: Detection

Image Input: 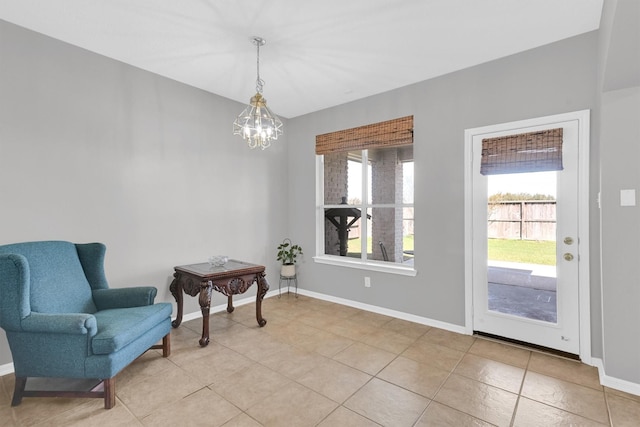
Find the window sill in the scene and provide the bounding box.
[313,255,417,276]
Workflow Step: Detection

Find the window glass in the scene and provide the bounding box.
[370,207,415,264]
[321,146,414,266]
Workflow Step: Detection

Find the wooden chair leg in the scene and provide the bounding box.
[11,376,26,406]
[12,376,116,409]
[150,333,171,357]
[103,377,115,409]
[162,333,171,357]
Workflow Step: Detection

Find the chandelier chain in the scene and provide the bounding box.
[255,40,264,94]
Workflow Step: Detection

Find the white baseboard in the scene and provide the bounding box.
[592,358,640,396]
[179,288,466,336]
[296,290,640,397]
[178,289,281,324]
[2,291,638,399]
[0,362,13,376]
[295,288,468,335]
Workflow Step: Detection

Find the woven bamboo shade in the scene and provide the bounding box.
[316,116,413,155]
[480,128,563,175]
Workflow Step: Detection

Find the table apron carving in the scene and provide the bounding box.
[169,261,269,346]
[212,274,256,296]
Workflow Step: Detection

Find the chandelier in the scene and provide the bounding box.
[233,36,283,150]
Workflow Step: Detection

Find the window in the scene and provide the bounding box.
[315,117,415,275]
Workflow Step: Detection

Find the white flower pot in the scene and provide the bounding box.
[280,264,296,277]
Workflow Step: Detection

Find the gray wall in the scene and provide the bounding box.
[287,33,600,345]
[0,20,289,365]
[2,1,639,389]
[598,0,640,385]
[600,87,640,383]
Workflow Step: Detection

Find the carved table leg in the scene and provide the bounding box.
[198,280,213,346]
[169,273,183,328]
[256,272,269,327]
[226,295,235,313]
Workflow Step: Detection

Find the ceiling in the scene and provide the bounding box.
[0,0,604,118]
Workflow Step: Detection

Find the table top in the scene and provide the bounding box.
[174,260,264,279]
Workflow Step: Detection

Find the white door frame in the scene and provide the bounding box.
[464,110,591,364]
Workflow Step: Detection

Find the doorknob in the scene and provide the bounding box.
[563,253,574,261]
[564,237,574,245]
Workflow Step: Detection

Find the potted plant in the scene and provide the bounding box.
[277,238,303,277]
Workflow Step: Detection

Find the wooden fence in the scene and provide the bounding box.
[488,200,556,241]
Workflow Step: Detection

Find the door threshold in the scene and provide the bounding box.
[474,331,580,361]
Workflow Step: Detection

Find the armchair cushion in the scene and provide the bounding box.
[92,303,172,354]
[92,287,158,311]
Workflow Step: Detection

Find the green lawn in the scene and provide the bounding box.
[488,238,556,265]
[347,235,414,256]
[346,237,553,265]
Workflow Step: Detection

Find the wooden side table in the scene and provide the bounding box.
[169,260,269,346]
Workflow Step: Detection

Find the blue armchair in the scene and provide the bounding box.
[0,241,172,409]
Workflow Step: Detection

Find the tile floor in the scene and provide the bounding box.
[1,294,640,426]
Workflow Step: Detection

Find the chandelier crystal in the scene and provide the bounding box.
[233,36,283,150]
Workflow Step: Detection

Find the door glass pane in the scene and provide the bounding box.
[486,171,558,323]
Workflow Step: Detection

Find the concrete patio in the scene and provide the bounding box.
[487,261,557,323]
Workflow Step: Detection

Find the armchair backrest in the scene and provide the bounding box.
[0,241,98,316]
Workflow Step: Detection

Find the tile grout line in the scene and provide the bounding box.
[509,349,533,427]
[305,317,429,426]
[410,334,483,426]
[472,335,612,425]
[280,316,384,426]
[603,390,614,427]
[6,296,632,426]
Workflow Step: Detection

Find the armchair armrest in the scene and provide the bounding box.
[0,254,31,330]
[20,312,97,335]
[92,287,158,310]
[15,313,98,376]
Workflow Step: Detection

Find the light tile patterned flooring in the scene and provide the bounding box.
[1,294,640,426]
